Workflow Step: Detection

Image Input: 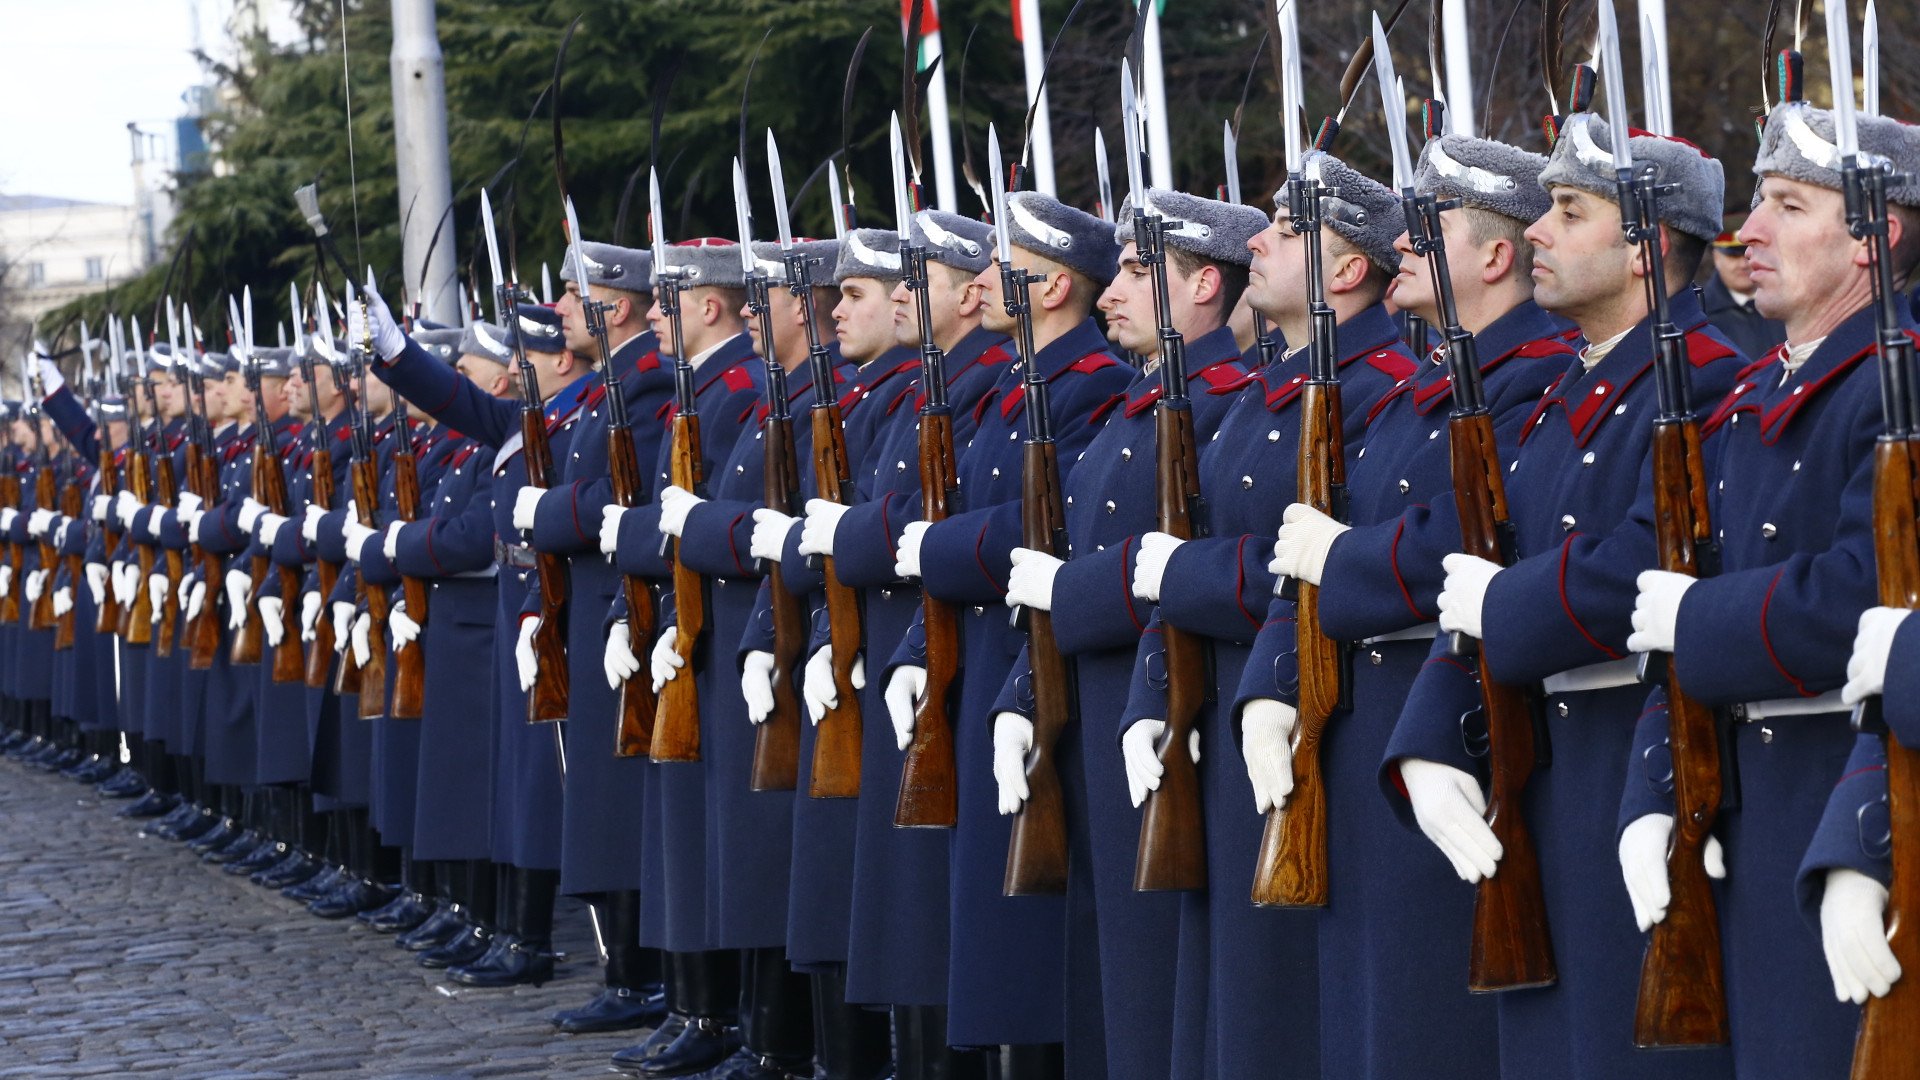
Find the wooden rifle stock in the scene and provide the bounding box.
[344,458,390,720]
[186,443,223,670]
[1445,411,1555,990]
[521,406,571,724]
[1135,402,1209,892]
[304,446,339,687]
[55,471,83,650]
[29,464,58,631]
[609,423,657,755]
[95,448,124,634]
[233,437,284,666]
[1850,437,1920,1078]
[1252,380,1348,907]
[808,403,864,797]
[651,411,705,760]
[121,454,153,642]
[389,449,427,719]
[152,452,181,657]
[750,408,803,790]
[1634,419,1729,1045]
[0,476,19,626]
[896,409,961,827]
[1005,438,1073,896]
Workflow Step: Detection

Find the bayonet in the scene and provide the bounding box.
[1094,128,1114,223]
[768,130,795,251]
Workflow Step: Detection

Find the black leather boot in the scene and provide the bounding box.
[363,891,435,934]
[418,924,493,969]
[251,847,316,887]
[979,1045,1063,1080]
[282,863,346,903]
[720,947,812,1079]
[152,805,219,842]
[811,966,890,1080]
[97,767,146,798]
[554,890,662,1033]
[187,816,240,855]
[396,903,469,952]
[309,876,394,919]
[619,950,742,1077]
[204,829,263,865]
[893,1006,990,1080]
[117,787,176,818]
[449,936,554,988]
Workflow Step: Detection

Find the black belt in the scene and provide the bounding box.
[494,539,537,569]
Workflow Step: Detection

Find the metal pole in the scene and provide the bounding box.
[390,0,458,325]
[1017,0,1056,196]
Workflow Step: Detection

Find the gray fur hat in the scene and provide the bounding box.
[911,210,993,273]
[410,328,465,365]
[1538,114,1726,242]
[249,346,296,379]
[660,239,747,290]
[1414,134,1553,224]
[1272,151,1405,274]
[835,229,904,283]
[201,351,237,378]
[749,239,842,285]
[97,398,129,420]
[1114,188,1268,268]
[561,241,653,294]
[1003,191,1121,282]
[1752,103,1920,207]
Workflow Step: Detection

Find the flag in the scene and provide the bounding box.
[903,0,940,69]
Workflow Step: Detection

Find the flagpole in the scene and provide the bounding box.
[1637,0,1671,133]
[1018,0,1057,195]
[925,17,959,210]
[1441,0,1476,136]
[1144,0,1173,190]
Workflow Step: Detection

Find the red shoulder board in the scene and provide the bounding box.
[335,426,351,441]
[722,364,755,393]
[1196,360,1246,389]
[1066,352,1119,375]
[1364,349,1420,384]
[1208,370,1262,396]
[633,350,662,376]
[1682,330,1740,368]
[656,400,676,422]
[979,344,1014,367]
[1512,337,1577,361]
[1088,392,1127,426]
[1757,338,1891,444]
[450,444,480,468]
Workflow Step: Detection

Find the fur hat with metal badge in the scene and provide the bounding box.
[1272,151,1407,274]
[1537,114,1726,242]
[750,239,842,284]
[561,241,654,295]
[910,209,993,274]
[835,228,904,284]
[660,238,747,290]
[410,328,466,366]
[1114,188,1268,269]
[1002,190,1121,283]
[1414,134,1553,225]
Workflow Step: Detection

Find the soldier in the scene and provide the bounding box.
[1618,104,1920,1073]
[1387,113,1743,1079]
[1699,216,1787,361]
[1119,157,1414,1080]
[989,188,1256,1079]
[1252,132,1572,1078]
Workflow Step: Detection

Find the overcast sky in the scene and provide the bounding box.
[0,1,275,206]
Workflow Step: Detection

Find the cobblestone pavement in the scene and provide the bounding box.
[0,759,643,1079]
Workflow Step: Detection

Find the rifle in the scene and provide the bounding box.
[143,332,182,658]
[1826,5,1920,1070]
[646,169,706,762]
[565,196,659,756]
[734,160,802,790]
[890,124,961,827]
[479,188,570,723]
[119,319,156,644]
[986,127,1074,896]
[94,321,128,635]
[179,312,225,670]
[0,429,20,627]
[330,281,391,719]
[388,321,428,720]
[1124,72,1210,893]
[1589,1,1722,1036]
[301,293,343,688]
[26,369,58,633]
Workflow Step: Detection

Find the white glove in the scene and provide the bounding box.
[183,579,205,622]
[259,596,285,648]
[512,486,544,533]
[749,509,797,564]
[802,645,867,725]
[1241,699,1298,814]
[24,569,45,606]
[330,600,356,655]
[37,356,65,396]
[349,283,410,362]
[390,601,421,650]
[187,513,204,545]
[599,503,626,557]
[237,497,266,534]
[800,498,852,558]
[993,714,1036,814]
[26,507,55,537]
[85,563,107,609]
[146,572,169,619]
[741,650,778,724]
[1005,548,1063,612]
[604,619,642,691]
[51,586,71,618]
[114,491,142,528]
[383,521,405,561]
[894,520,931,580]
[657,485,704,539]
[515,617,539,691]
[144,505,166,537]
[1627,569,1695,655]
[301,503,327,543]
[1844,607,1910,706]
[257,513,288,546]
[342,520,377,563]
[648,624,684,692]
[1131,532,1184,602]
[91,495,109,522]
[1119,719,1204,808]
[1435,553,1502,641]
[1401,758,1503,883]
[1618,812,1728,933]
[176,492,203,519]
[0,564,13,599]
[1822,867,1903,1004]
[1269,503,1351,589]
[886,664,927,750]
[300,591,323,642]
[109,562,132,605]
[350,612,372,668]
[224,569,252,630]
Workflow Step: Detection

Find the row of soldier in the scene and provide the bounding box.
[6,8,1920,1080]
